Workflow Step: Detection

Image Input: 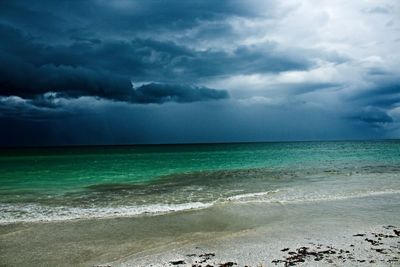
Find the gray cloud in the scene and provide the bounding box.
[363,6,391,14]
[0,0,399,145]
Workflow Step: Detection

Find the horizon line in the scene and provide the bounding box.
[1,138,399,149]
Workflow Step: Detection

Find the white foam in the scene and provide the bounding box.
[226,190,280,201]
[225,188,400,204]
[0,202,213,224]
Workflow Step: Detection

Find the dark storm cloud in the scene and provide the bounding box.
[341,80,400,129]
[357,83,400,108]
[0,24,232,104]
[348,107,393,129]
[0,0,267,36]
[345,80,400,110]
[358,108,393,124]
[0,12,308,105]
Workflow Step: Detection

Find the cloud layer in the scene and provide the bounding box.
[0,0,399,145]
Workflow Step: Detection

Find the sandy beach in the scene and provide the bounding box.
[1,193,399,267]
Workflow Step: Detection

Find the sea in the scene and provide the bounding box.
[1,140,400,224]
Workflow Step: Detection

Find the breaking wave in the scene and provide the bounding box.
[1,188,399,224]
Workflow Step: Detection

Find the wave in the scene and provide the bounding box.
[223,188,400,204]
[1,189,399,224]
[0,202,212,224]
[225,189,280,201]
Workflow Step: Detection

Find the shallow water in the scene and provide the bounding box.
[1,140,400,223]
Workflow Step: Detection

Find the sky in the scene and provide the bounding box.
[0,0,399,146]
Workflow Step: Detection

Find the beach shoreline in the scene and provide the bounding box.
[1,193,399,266]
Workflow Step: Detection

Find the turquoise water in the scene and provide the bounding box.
[1,141,400,223]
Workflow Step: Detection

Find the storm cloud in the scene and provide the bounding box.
[0,0,399,145]
[0,23,231,104]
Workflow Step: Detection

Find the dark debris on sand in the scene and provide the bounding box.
[165,225,400,267]
[169,252,237,267]
[169,260,186,265]
[272,246,339,266]
[270,225,400,266]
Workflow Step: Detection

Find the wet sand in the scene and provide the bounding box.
[1,193,399,267]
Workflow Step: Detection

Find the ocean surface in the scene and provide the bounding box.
[1,140,400,224]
